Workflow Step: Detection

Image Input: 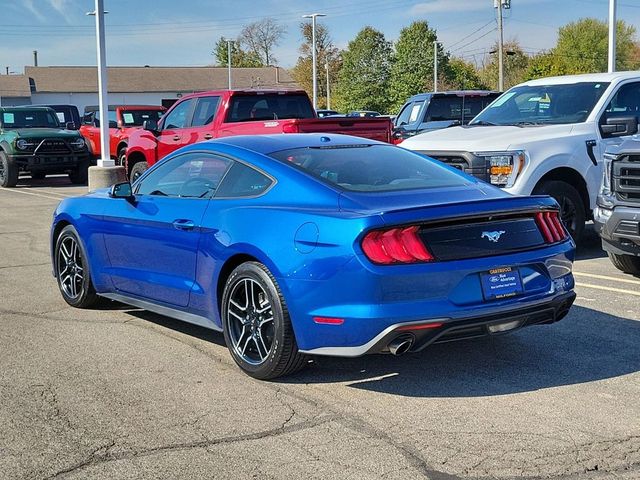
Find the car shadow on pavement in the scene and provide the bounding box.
[576,224,607,261]
[15,175,85,189]
[282,305,640,397]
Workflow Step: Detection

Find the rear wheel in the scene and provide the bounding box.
[117,147,127,167]
[0,151,19,188]
[608,253,640,275]
[221,262,307,380]
[54,225,100,308]
[533,180,585,241]
[130,161,148,181]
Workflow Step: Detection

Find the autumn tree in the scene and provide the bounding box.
[212,37,264,67]
[479,41,530,90]
[239,18,286,65]
[333,26,393,114]
[291,21,341,109]
[442,58,488,90]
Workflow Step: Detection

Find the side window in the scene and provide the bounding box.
[215,162,273,198]
[395,103,413,126]
[162,98,195,130]
[136,152,232,198]
[409,100,424,123]
[602,82,640,117]
[191,96,221,127]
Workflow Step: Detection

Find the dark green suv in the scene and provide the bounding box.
[0,106,91,187]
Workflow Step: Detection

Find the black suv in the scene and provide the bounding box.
[595,137,640,275]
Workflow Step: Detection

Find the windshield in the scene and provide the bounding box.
[470,82,609,126]
[121,110,164,127]
[269,145,468,192]
[2,110,60,129]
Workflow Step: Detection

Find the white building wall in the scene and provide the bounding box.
[30,92,182,113]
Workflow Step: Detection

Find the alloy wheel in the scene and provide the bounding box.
[57,235,85,299]
[559,196,577,235]
[226,278,275,365]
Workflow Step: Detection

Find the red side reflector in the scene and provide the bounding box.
[313,316,344,325]
[396,322,443,332]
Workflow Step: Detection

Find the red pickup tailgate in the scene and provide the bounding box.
[292,117,392,143]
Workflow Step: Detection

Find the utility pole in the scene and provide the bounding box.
[496,0,504,92]
[227,39,233,89]
[91,0,112,168]
[302,13,326,110]
[433,41,438,92]
[608,0,617,72]
[325,60,330,109]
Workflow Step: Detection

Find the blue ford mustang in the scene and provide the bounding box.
[51,134,576,379]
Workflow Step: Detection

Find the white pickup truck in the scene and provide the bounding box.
[401,71,640,239]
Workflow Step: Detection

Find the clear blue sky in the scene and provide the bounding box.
[1,0,639,73]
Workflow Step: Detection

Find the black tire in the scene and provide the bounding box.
[221,262,307,380]
[117,148,127,167]
[69,158,90,185]
[533,180,585,241]
[130,161,148,181]
[608,253,640,275]
[0,151,19,188]
[31,171,46,180]
[54,225,100,308]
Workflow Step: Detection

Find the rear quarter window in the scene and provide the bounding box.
[225,94,315,122]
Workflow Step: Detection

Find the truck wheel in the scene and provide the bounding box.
[533,180,585,241]
[69,159,90,185]
[130,161,148,181]
[608,253,640,275]
[117,149,127,167]
[0,151,19,188]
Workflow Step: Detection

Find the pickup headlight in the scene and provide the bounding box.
[16,139,34,150]
[600,152,615,195]
[69,137,86,150]
[475,150,526,188]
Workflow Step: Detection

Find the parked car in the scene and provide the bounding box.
[51,133,576,379]
[0,106,91,187]
[80,105,166,163]
[32,104,81,130]
[401,72,640,240]
[594,136,640,275]
[125,90,392,180]
[392,91,500,143]
[316,109,339,118]
[346,110,381,117]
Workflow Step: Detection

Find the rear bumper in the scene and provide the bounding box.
[299,291,575,357]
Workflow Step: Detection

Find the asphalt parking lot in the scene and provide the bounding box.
[0,177,638,480]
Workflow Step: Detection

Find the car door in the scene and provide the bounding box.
[178,95,221,144]
[156,98,196,161]
[101,151,232,307]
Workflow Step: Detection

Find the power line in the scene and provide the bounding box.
[446,19,496,50]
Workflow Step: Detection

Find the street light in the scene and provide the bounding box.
[226,39,233,89]
[302,13,326,110]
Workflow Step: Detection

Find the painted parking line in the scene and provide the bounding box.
[0,187,66,201]
[575,282,640,297]
[573,271,640,287]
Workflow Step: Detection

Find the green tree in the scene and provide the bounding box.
[333,26,393,114]
[479,41,530,90]
[552,18,637,73]
[443,58,488,90]
[389,21,445,112]
[212,37,263,67]
[526,51,566,80]
[291,22,341,109]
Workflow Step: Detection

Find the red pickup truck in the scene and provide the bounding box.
[80,105,166,164]
[125,90,392,179]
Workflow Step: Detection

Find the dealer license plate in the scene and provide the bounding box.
[480,267,523,300]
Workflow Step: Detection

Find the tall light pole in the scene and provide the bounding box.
[608,0,617,72]
[227,39,233,89]
[325,60,330,110]
[496,0,504,92]
[302,13,326,110]
[88,0,112,168]
[433,41,438,92]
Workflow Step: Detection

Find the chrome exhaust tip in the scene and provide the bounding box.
[388,335,413,356]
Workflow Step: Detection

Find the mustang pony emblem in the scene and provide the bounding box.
[481,230,506,242]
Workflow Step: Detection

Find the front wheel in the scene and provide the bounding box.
[54,225,100,308]
[69,159,90,185]
[533,180,585,241]
[0,151,19,187]
[608,253,640,276]
[129,161,148,181]
[221,262,307,380]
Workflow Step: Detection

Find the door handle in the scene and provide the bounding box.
[173,135,181,141]
[172,219,195,231]
[203,134,213,140]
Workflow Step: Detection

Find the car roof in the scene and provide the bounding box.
[407,90,500,101]
[209,133,385,155]
[0,106,55,112]
[521,71,640,86]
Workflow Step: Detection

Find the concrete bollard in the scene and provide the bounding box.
[88,166,128,192]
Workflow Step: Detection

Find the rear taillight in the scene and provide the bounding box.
[282,123,300,133]
[361,226,433,265]
[535,211,568,243]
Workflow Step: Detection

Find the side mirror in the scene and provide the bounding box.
[143,119,159,134]
[109,182,134,200]
[65,121,76,130]
[601,116,638,138]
